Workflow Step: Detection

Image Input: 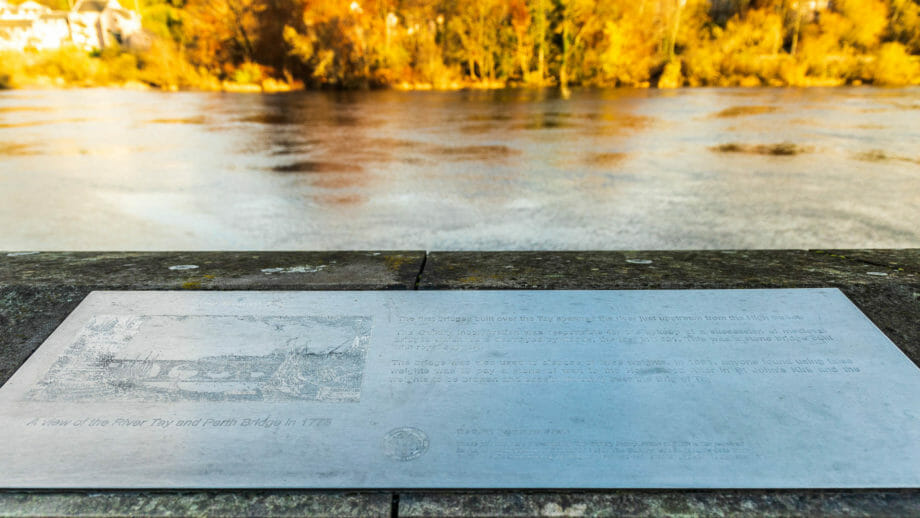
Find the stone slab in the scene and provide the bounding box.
[397,490,920,518]
[0,491,391,518]
[3,251,920,516]
[0,251,425,290]
[2,289,920,488]
[419,250,920,290]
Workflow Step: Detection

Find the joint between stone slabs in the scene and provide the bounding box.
[413,252,428,291]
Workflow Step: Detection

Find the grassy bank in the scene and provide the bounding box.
[1,46,203,91]
[0,47,297,92]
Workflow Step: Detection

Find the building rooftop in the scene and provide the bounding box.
[17,0,50,12]
[74,0,108,12]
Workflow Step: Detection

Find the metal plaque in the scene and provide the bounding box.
[1,289,920,488]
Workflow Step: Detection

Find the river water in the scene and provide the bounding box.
[1,87,918,250]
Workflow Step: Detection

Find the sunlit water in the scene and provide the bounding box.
[1,87,918,250]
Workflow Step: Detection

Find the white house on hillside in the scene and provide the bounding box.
[0,19,33,50]
[0,0,141,51]
[29,12,69,48]
[15,0,48,16]
[70,0,142,50]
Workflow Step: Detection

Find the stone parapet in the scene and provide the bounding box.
[1,250,918,517]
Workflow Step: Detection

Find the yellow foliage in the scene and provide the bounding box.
[798,21,857,82]
[681,27,722,86]
[36,47,99,84]
[3,0,920,91]
[657,59,682,88]
[872,42,920,86]
[722,9,783,56]
[0,51,27,88]
[889,0,920,52]
[778,56,807,86]
[599,20,657,86]
[231,62,265,84]
[137,40,215,89]
[1,47,153,88]
[834,0,888,50]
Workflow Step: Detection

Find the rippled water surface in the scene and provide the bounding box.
[1,87,918,250]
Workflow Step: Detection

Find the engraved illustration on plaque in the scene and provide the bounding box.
[384,427,430,461]
[26,315,371,402]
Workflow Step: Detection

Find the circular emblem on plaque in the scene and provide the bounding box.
[384,426,430,461]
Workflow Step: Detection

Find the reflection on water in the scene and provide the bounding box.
[149,116,208,125]
[853,149,920,165]
[0,106,56,113]
[710,142,812,156]
[428,144,521,160]
[0,118,89,128]
[582,152,630,168]
[711,105,779,118]
[1,87,919,250]
[0,142,40,156]
[271,161,365,173]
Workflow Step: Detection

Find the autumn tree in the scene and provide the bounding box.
[396,0,453,85]
[283,0,371,87]
[888,0,920,52]
[557,0,606,93]
[55,0,917,89]
[185,0,262,68]
[509,0,532,80]
[835,0,888,50]
[596,2,659,86]
[527,0,551,83]
[447,0,509,82]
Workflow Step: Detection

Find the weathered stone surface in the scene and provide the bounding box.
[0,252,425,290]
[419,250,920,290]
[835,282,920,366]
[0,286,86,389]
[0,491,391,517]
[398,490,920,517]
[817,249,920,275]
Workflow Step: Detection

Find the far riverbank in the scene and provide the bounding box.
[2,47,919,94]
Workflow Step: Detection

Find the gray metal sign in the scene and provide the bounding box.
[1,289,919,488]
